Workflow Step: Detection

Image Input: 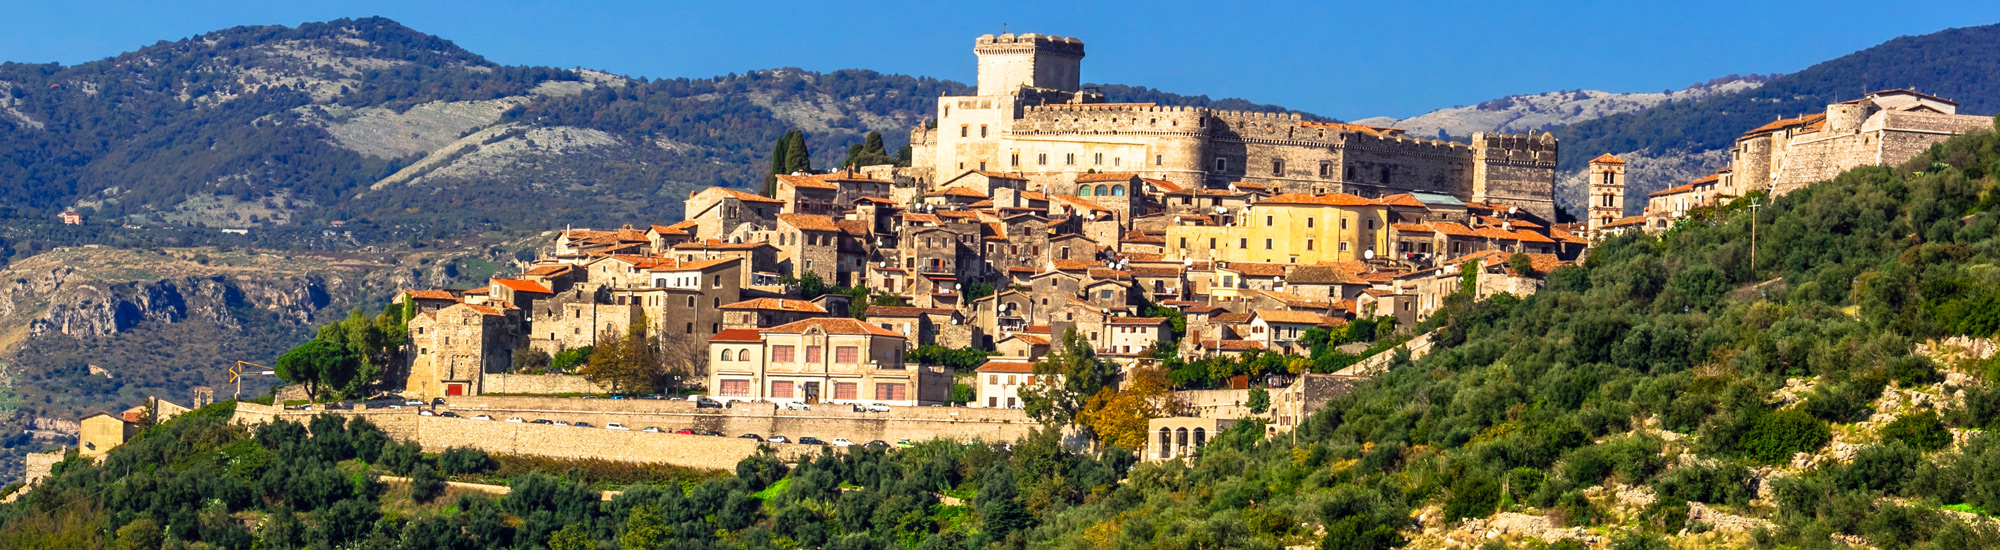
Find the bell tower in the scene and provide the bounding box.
[1586,153,1627,236]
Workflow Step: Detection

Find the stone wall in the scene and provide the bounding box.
[444,396,1036,445]
[1177,388,1256,419]
[21,449,63,487]
[482,374,608,395]
[415,417,821,470]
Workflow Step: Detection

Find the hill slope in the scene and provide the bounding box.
[1352,75,1771,138]
[1546,23,2000,215]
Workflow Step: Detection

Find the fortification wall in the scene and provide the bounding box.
[232,402,423,441]
[1469,133,1559,220]
[444,396,1036,444]
[482,374,608,395]
[1177,389,1256,419]
[414,417,822,470]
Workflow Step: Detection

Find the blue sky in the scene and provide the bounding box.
[5,1,1999,120]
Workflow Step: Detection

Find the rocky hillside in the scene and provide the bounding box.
[1351,76,1771,138]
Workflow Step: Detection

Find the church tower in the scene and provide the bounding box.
[1586,154,1627,236]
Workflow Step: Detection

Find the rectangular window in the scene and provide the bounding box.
[960,125,968,137]
[1209,238,1217,249]
[721,379,750,396]
[772,345,795,363]
[835,382,858,400]
[772,381,794,398]
[1265,215,1274,226]
[1272,159,1284,176]
[875,383,907,401]
[1011,152,1019,166]
[1100,290,1113,300]
[1155,154,1163,166]
[980,125,988,138]
[1094,153,1103,165]
[1265,238,1273,250]
[1239,238,1248,249]
[1007,375,1017,385]
[1038,153,1048,165]
[1307,218,1315,228]
[1066,153,1075,165]
[1341,219,1349,230]
[835,346,858,364]
[1340,242,1350,252]
[1320,161,1333,178]
[989,375,998,385]
[806,345,822,362]
[1008,397,1018,407]
[1216,157,1228,171]
[1179,237,1188,248]
[989,397,998,407]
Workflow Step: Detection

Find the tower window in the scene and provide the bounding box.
[1320,161,1333,178]
[960,125,968,138]
[1216,157,1229,171]
[980,125,988,138]
[1011,153,1019,166]
[1155,154,1163,166]
[1038,153,1048,165]
[1272,159,1285,176]
[1066,153,1075,165]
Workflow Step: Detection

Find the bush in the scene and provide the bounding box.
[379,440,425,476]
[1738,410,1831,464]
[1887,356,1943,387]
[1652,462,1754,506]
[438,447,495,476]
[409,463,445,504]
[1835,443,1921,494]
[1880,412,1952,451]
[1443,475,1501,521]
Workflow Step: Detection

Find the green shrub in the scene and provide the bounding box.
[1443,475,1501,521]
[1880,412,1951,451]
[409,463,445,504]
[1652,462,1754,506]
[438,447,495,476]
[1834,442,1921,494]
[1887,356,1943,387]
[1738,410,1831,465]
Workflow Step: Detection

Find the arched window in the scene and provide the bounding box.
[1095,185,1109,196]
[721,349,734,361]
[1110,185,1126,196]
[1159,428,1173,459]
[1079,186,1093,196]
[1175,428,1189,456]
[1193,427,1207,448]
[739,348,751,361]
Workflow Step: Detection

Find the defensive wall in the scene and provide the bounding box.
[480,374,608,395]
[229,398,1037,471]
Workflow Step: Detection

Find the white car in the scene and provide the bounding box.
[865,403,891,412]
[605,423,629,430]
[784,402,810,410]
[505,417,524,423]
[641,426,662,433]
[418,410,436,417]
[552,421,572,427]
[830,438,856,447]
[766,436,791,444]
[470,415,493,421]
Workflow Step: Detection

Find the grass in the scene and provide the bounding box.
[752,477,792,501]
[1944,503,1994,516]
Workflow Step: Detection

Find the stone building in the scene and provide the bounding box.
[1163,193,1392,264]
[1145,417,1237,461]
[909,33,1559,220]
[406,303,521,397]
[1586,154,1627,236]
[1644,173,1722,231]
[720,297,828,329]
[974,360,1041,408]
[774,213,842,282]
[683,187,783,241]
[1733,89,1993,196]
[706,318,936,406]
[1268,374,1360,436]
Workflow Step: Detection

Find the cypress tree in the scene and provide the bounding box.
[863,131,885,156]
[784,131,812,174]
[764,132,793,196]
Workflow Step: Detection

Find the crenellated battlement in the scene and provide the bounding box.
[975,33,1085,56]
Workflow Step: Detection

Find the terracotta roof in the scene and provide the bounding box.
[977,360,1037,374]
[1020,191,1049,202]
[1445,249,1567,274]
[1550,230,1588,244]
[1647,182,1698,198]
[1259,193,1382,207]
[1200,339,1266,351]
[1604,216,1648,228]
[1121,231,1165,244]
[1076,172,1139,183]
[648,224,689,236]
[763,317,905,338]
[720,298,828,313]
[491,278,554,294]
[1691,173,1722,185]
[776,173,838,190]
[1210,312,1254,324]
[1126,252,1164,262]
[1108,316,1169,325]
[707,187,784,203]
[902,213,941,225]
[709,328,765,343]
[1053,259,1096,271]
[834,219,871,237]
[1428,222,1481,237]
[1391,223,1434,233]
[1588,153,1626,165]
[1140,178,1184,193]
[1221,262,1287,277]
[1377,193,1429,208]
[673,240,775,251]
[1130,266,1183,277]
[1024,325,1052,334]
[1003,333,1051,346]
[1284,264,1368,285]
[970,170,1029,180]
[465,304,506,317]
[1255,309,1329,325]
[1231,181,1268,191]
[865,306,956,317]
[931,186,989,198]
[1742,113,1825,138]
[777,213,842,232]
[1333,299,1357,313]
[1511,230,1556,244]
[521,265,573,277]
[404,289,458,301]
[1088,268,1132,280]
[968,199,996,209]
[1051,195,1113,213]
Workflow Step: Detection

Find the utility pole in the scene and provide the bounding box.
[1748,198,1762,274]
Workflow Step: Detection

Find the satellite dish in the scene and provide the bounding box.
[1364,249,1377,260]
[1509,206,1519,215]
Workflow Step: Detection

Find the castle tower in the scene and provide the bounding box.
[974,33,1084,96]
[1587,153,1627,235]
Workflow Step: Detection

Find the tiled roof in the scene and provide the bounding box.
[1020,191,1049,202]
[1130,266,1183,277]
[763,317,905,337]
[1003,333,1051,346]
[720,298,828,313]
[931,186,989,198]
[776,173,838,190]
[1051,195,1112,213]
[465,304,506,317]
[1230,181,1267,190]
[1742,113,1825,137]
[968,199,996,209]
[1200,339,1266,351]
[1076,172,1139,183]
[1377,193,1429,208]
[1281,264,1366,285]
[1210,312,1254,324]
[1647,182,1697,198]
[1588,153,1626,165]
[1053,259,1096,271]
[1428,222,1480,237]
[1550,230,1588,244]
[1255,309,1329,325]
[521,265,572,277]
[777,213,841,232]
[1259,193,1381,207]
[1108,316,1169,325]
[854,196,898,204]
[1140,178,1184,193]
[709,328,766,343]
[707,187,784,203]
[673,240,774,251]
[976,360,1037,373]
[834,219,871,237]
[491,278,554,294]
[1445,249,1568,274]
[902,213,941,225]
[1221,262,1287,277]
[404,289,458,301]
[1087,268,1131,280]
[1127,252,1164,262]
[865,306,956,317]
[1390,223,1434,233]
[970,170,1029,180]
[1511,230,1556,244]
[1024,325,1052,334]
[648,224,689,236]
[1605,216,1648,228]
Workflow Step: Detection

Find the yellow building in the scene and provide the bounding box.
[79,413,133,458]
[1163,193,1390,264]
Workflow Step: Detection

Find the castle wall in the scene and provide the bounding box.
[482,374,608,395]
[1470,132,1559,220]
[1009,104,1210,192]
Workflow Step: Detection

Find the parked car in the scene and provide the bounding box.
[894,438,913,448]
[642,427,662,433]
[605,423,629,430]
[418,410,436,417]
[797,437,826,445]
[572,421,593,428]
[766,436,791,444]
[700,430,724,437]
[784,402,810,410]
[865,403,891,412]
[552,421,572,427]
[672,428,696,435]
[529,419,553,425]
[403,399,425,406]
[439,412,462,418]
[830,438,855,447]
[695,398,724,409]
[432,398,447,406]
[504,417,524,423]
[470,415,493,421]
[739,433,762,441]
[863,440,889,449]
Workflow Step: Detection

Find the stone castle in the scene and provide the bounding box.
[907,33,1562,221]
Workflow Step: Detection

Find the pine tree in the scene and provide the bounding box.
[864,131,885,156]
